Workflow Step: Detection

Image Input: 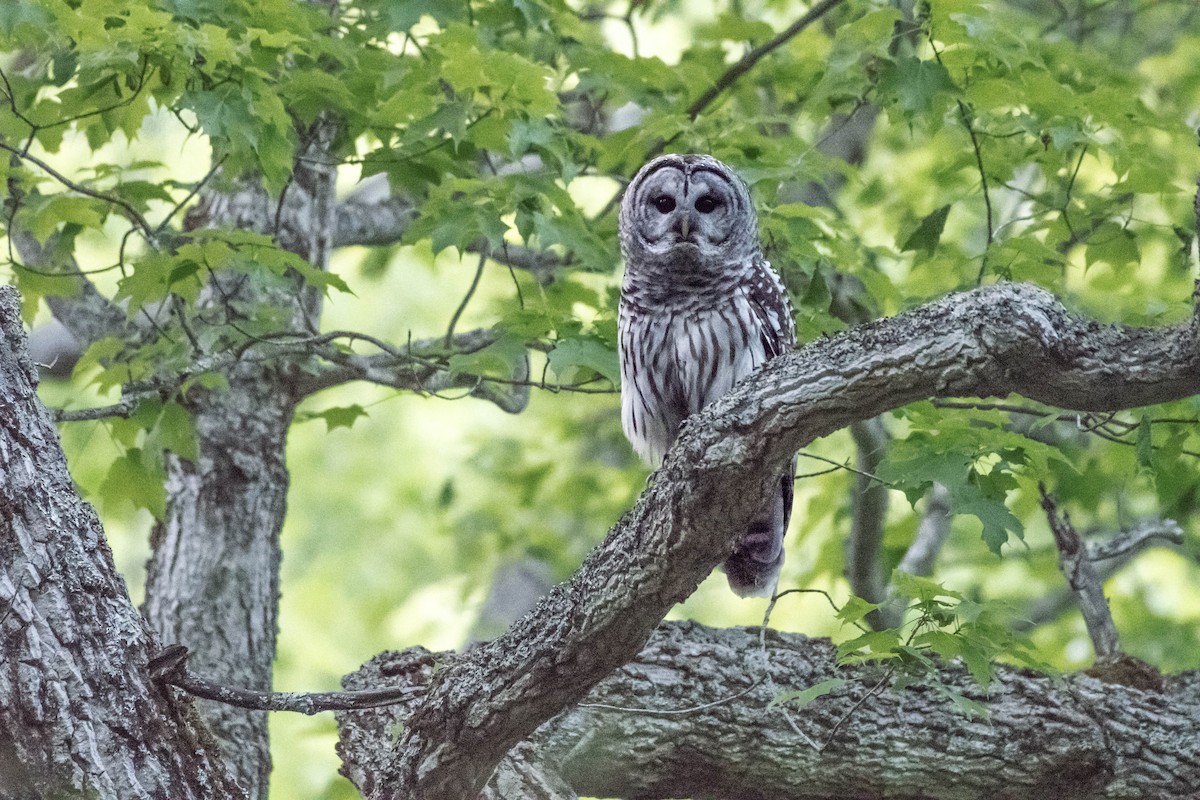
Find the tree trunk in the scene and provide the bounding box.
[141,373,295,798]
[0,286,243,799]
[141,120,338,797]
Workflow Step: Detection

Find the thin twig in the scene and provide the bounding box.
[172,295,203,355]
[793,464,842,480]
[760,593,823,750]
[577,678,764,716]
[1060,144,1088,240]
[0,60,154,136]
[149,645,424,715]
[770,587,872,634]
[796,451,894,486]
[0,142,156,239]
[445,252,487,347]
[962,97,993,285]
[822,665,894,748]
[155,155,227,236]
[686,0,849,119]
[925,34,994,284]
[932,399,1200,458]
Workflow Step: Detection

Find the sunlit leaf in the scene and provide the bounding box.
[769,679,846,710]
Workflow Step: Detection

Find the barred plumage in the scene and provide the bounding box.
[617,153,796,597]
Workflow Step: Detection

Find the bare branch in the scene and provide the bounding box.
[1039,486,1122,661]
[1088,518,1185,561]
[283,328,531,413]
[845,417,891,629]
[149,645,423,715]
[446,253,487,347]
[873,482,954,629]
[1017,518,1186,633]
[331,177,567,281]
[331,183,417,248]
[360,282,1200,798]
[896,482,952,577]
[0,141,155,238]
[686,0,849,120]
[51,397,142,422]
[8,223,137,347]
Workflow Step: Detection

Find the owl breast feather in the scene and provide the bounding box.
[618,292,772,467]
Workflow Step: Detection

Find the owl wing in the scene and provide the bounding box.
[743,256,796,359]
[722,256,798,596]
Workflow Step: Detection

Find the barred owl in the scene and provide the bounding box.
[617,153,797,597]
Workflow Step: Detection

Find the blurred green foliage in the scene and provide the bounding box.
[5,0,1200,797]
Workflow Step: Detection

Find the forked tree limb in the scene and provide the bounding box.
[339,621,1200,800]
[1040,487,1123,661]
[354,282,1200,798]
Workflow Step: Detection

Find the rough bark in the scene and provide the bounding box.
[0,286,243,800]
[141,369,295,798]
[141,121,339,797]
[354,282,1200,798]
[339,621,1200,800]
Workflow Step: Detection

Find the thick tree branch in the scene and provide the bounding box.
[352,282,1200,798]
[340,621,1200,799]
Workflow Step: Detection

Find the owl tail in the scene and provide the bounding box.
[723,460,795,597]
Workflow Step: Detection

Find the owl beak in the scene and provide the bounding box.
[679,215,691,240]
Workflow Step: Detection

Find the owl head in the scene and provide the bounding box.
[618,154,760,279]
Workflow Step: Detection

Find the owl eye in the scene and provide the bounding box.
[652,195,676,213]
[694,195,719,214]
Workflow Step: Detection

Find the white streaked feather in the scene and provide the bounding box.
[619,289,773,467]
